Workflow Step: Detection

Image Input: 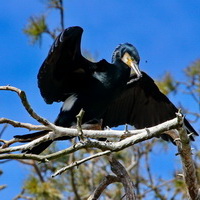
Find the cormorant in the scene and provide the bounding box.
[15,26,198,154]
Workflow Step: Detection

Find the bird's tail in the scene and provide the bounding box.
[14,130,51,154]
[22,140,53,154]
[161,117,198,143]
[14,130,49,142]
[14,130,73,154]
[184,118,199,140]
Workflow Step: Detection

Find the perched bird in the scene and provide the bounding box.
[15,26,198,154]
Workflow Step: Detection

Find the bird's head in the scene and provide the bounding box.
[112,43,142,80]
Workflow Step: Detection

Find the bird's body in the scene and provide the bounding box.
[55,59,131,128]
[15,26,198,154]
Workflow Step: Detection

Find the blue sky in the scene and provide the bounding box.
[0,0,200,199]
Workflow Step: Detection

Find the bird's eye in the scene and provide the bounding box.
[131,57,135,61]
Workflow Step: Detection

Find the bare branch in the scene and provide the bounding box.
[59,0,64,30]
[109,154,136,200]
[2,84,199,200]
[88,175,120,200]
[0,116,181,156]
[0,86,55,129]
[176,125,200,200]
[138,179,175,199]
[176,80,200,104]
[76,108,85,141]
[68,153,81,200]
[0,185,6,191]
[12,189,35,200]
[52,150,111,177]
[0,118,48,131]
[0,124,8,138]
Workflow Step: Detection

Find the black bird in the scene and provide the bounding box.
[15,26,198,154]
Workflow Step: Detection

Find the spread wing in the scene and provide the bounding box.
[102,72,198,138]
[38,26,106,104]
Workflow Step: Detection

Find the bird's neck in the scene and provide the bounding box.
[113,59,131,82]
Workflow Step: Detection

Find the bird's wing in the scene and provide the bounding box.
[102,72,198,138]
[38,26,107,104]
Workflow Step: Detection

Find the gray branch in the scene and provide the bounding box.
[88,175,120,200]
[109,154,136,199]
[176,125,200,200]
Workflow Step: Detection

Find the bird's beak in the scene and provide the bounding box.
[130,62,142,79]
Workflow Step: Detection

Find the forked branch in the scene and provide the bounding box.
[1,85,199,200]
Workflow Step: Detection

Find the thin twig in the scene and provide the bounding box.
[0,124,8,138]
[76,108,85,141]
[0,185,7,191]
[52,150,111,177]
[59,0,64,30]
[137,179,175,199]
[0,118,48,131]
[12,189,34,200]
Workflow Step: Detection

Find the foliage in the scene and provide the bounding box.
[156,72,177,95]
[24,175,63,200]
[23,15,49,45]
[23,0,64,45]
[183,60,200,103]
[45,0,64,10]
[185,59,200,78]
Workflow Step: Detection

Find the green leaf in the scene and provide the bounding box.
[23,15,48,45]
[24,176,63,200]
[185,60,200,77]
[156,72,177,95]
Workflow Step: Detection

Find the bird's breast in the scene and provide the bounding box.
[93,69,128,90]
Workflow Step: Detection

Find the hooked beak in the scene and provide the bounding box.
[130,62,142,80]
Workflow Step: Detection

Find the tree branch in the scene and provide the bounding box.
[0,86,56,129]
[52,150,111,177]
[176,125,200,200]
[1,85,199,200]
[0,116,181,156]
[0,118,48,131]
[0,184,6,191]
[109,154,136,200]
[88,175,120,200]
